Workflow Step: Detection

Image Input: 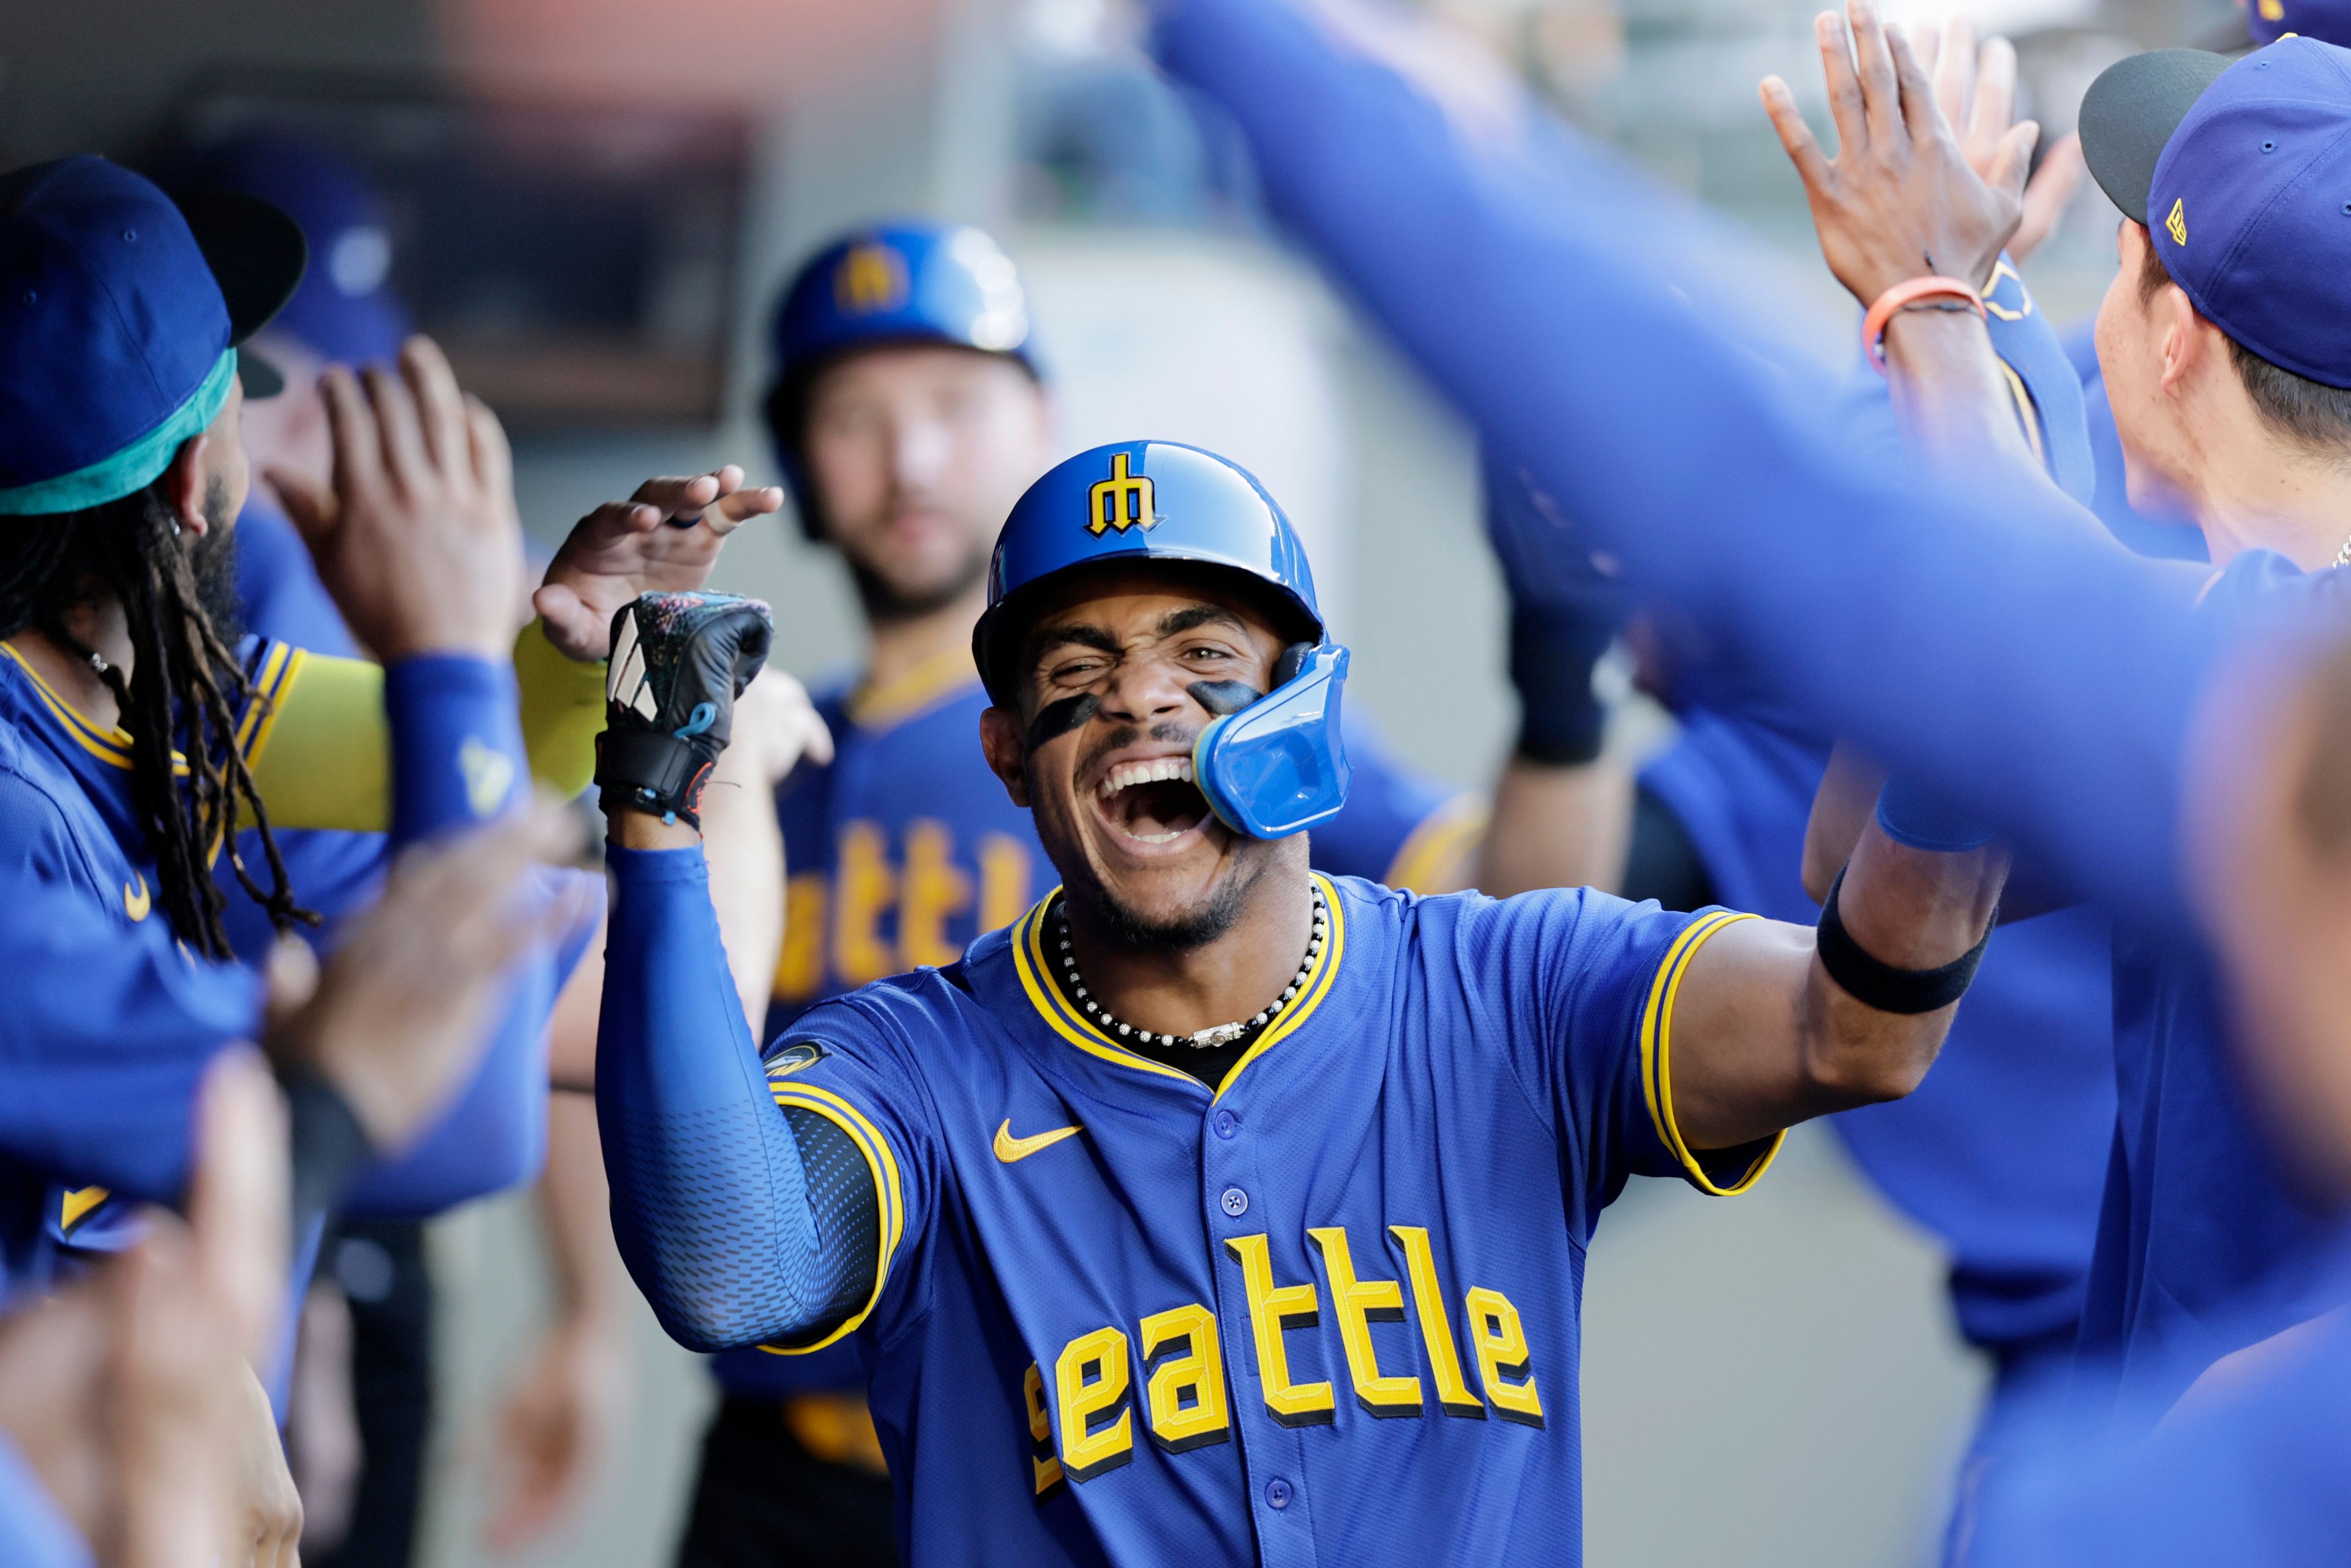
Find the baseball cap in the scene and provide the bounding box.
[2080,38,2351,389]
[165,135,408,367]
[0,155,306,516]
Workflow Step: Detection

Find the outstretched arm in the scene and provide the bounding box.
[1670,816,2004,1146]
[591,593,880,1352]
[1154,0,2215,922]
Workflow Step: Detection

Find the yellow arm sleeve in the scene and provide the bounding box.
[513,619,607,803]
[244,621,606,833]
[247,652,390,831]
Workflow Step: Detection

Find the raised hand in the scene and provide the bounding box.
[1760,0,2035,306]
[1913,16,2085,263]
[266,336,524,663]
[533,469,786,661]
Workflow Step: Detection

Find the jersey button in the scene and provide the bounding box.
[1265,1477,1292,1510]
[1219,1186,1249,1218]
[1211,1109,1240,1139]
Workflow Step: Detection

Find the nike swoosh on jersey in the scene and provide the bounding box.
[993,1119,1083,1164]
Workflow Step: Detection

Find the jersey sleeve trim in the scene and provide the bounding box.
[236,642,304,764]
[759,1079,906,1355]
[1638,909,1784,1197]
[1381,792,1488,893]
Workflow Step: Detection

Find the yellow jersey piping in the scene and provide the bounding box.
[846,649,983,730]
[1638,910,1783,1196]
[1381,793,1489,893]
[1012,892,1198,1087]
[235,642,304,765]
[1211,875,1344,1104]
[1007,876,1348,1100]
[760,1080,906,1355]
[1,640,140,770]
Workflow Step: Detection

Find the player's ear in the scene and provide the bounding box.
[980,705,1032,808]
[162,433,213,538]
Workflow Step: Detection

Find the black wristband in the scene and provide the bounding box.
[280,1067,377,1236]
[1509,604,1612,766]
[595,727,718,830]
[1814,867,1990,1015]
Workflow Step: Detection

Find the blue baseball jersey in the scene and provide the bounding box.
[1968,1236,2351,1568]
[2075,549,2350,1421]
[1641,706,2116,1364]
[0,630,301,1281]
[723,656,1481,1402]
[752,874,1775,1566]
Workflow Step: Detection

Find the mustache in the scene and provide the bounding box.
[1076,720,1199,781]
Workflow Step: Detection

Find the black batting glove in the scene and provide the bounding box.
[594,591,774,829]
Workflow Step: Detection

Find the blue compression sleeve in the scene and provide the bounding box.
[383,655,528,843]
[598,844,875,1352]
[1155,0,2219,923]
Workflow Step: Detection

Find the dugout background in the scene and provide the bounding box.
[1,0,2233,1559]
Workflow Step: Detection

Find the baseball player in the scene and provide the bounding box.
[680,220,1483,1567]
[590,440,2006,1566]
[0,155,780,1368]
[1760,19,2351,1423]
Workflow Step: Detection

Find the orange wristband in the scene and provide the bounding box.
[1862,276,1985,375]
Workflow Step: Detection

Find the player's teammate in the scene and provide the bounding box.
[593,441,2005,1566]
[1758,19,2351,1423]
[679,221,1482,1567]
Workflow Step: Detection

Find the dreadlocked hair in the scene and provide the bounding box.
[0,482,316,959]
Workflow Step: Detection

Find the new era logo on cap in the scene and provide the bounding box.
[2082,38,2351,390]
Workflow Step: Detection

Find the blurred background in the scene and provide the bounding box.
[1,0,2238,1561]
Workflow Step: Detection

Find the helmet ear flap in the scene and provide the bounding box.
[1273,641,1313,687]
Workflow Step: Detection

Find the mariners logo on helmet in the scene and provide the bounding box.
[834,241,910,315]
[1086,452,1158,536]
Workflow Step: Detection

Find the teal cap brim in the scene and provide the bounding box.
[0,350,238,517]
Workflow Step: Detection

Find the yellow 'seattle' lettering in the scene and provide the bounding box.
[1464,1287,1545,1427]
[1388,1225,1485,1419]
[1138,1304,1232,1452]
[1308,1228,1422,1417]
[1023,1362,1065,1495]
[1223,1233,1335,1427]
[898,819,973,968]
[832,821,898,985]
[1054,1326,1135,1480]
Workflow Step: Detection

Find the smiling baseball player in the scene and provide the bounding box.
[590,441,2005,1566]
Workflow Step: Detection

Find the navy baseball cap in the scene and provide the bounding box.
[0,155,305,516]
[167,135,408,367]
[2081,38,2351,389]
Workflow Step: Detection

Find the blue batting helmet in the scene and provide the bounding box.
[973,440,1351,839]
[766,220,1042,538]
